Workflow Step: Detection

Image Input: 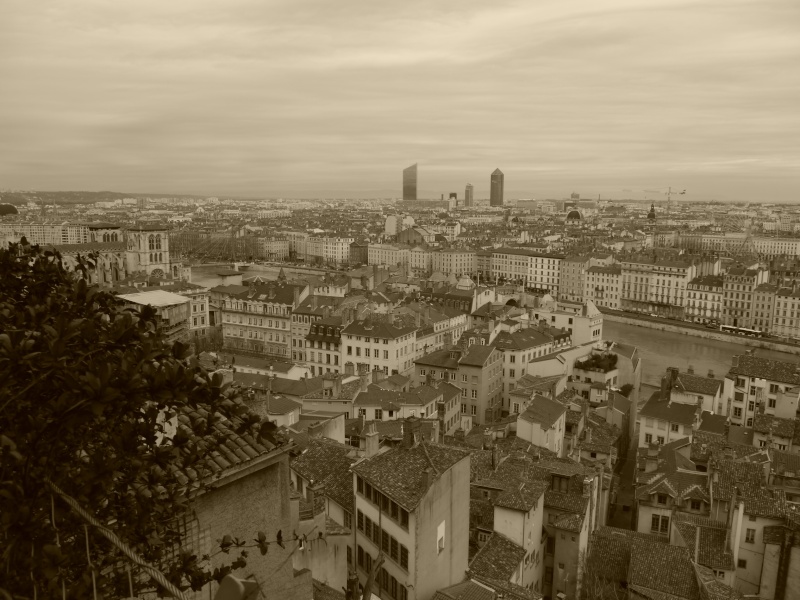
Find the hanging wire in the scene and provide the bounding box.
[85,525,97,600]
[46,478,188,600]
[51,493,67,600]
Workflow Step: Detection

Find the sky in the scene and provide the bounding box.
[1,0,799,202]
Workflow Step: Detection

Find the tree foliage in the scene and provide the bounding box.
[0,245,269,598]
[619,383,634,398]
[0,203,18,215]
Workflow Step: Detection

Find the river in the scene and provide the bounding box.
[603,321,800,387]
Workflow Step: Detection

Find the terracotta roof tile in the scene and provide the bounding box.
[468,532,526,582]
[352,442,470,510]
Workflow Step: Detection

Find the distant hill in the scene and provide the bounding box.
[0,191,267,205]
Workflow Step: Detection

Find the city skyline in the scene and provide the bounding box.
[1,0,799,202]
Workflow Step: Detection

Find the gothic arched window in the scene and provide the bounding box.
[155,234,162,250]
[148,235,155,250]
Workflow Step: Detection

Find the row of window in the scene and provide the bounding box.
[356,477,410,530]
[224,314,287,329]
[356,511,409,570]
[224,328,287,343]
[348,347,390,359]
[224,302,289,315]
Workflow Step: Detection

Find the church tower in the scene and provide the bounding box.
[125,224,175,278]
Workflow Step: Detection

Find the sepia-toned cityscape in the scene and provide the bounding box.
[2,1,800,599]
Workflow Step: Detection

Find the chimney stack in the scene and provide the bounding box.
[365,422,380,458]
[344,362,355,376]
[687,365,695,375]
[360,372,371,392]
[454,427,465,441]
[708,369,715,379]
[483,428,493,450]
[403,416,420,448]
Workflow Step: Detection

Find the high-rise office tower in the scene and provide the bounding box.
[464,183,474,207]
[490,169,504,206]
[403,164,418,201]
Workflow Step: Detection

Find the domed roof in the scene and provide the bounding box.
[566,209,582,220]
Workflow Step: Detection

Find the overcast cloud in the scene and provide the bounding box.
[1,0,799,201]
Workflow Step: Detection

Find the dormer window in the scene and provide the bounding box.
[657,494,667,505]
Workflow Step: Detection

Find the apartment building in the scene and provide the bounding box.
[405,303,468,361]
[632,440,795,598]
[752,282,777,333]
[771,285,800,340]
[304,316,344,376]
[117,290,191,345]
[583,264,622,310]
[686,274,723,323]
[220,282,308,357]
[0,221,90,246]
[620,256,697,318]
[528,297,603,346]
[173,282,211,340]
[559,255,591,302]
[352,419,471,600]
[723,353,800,427]
[305,237,354,266]
[470,482,549,595]
[342,316,419,377]
[516,396,567,457]
[414,341,503,427]
[368,243,411,268]
[291,295,337,361]
[469,446,605,600]
[431,249,476,277]
[409,246,432,275]
[490,248,564,295]
[637,392,701,448]
[722,266,769,329]
[353,381,457,432]
[259,237,290,261]
[559,253,615,303]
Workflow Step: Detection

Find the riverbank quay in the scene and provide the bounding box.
[599,308,800,358]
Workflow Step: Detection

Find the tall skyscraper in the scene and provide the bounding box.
[490,168,504,206]
[403,163,418,201]
[464,183,474,207]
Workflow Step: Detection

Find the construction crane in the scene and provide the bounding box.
[665,187,686,214]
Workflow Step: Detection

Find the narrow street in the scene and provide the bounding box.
[607,441,638,530]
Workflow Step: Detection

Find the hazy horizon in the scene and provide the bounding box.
[2,0,799,202]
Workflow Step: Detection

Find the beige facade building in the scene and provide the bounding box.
[220,282,308,358]
[414,341,503,427]
[353,421,471,600]
[583,264,622,310]
[431,249,476,277]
